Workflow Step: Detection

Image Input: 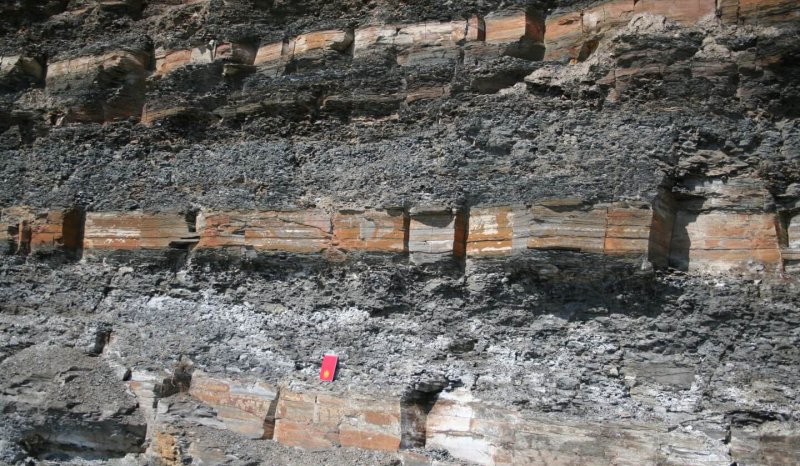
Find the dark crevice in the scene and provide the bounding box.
[20,416,146,462]
[400,384,444,449]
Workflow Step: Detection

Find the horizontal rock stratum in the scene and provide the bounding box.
[136,369,799,465]
[2,198,795,273]
[1,0,795,125]
[1,0,799,465]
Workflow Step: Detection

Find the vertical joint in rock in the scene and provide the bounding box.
[62,206,85,259]
[399,386,442,449]
[647,188,678,269]
[453,208,467,260]
[402,208,411,255]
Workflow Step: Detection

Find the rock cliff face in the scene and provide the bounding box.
[1,1,799,465]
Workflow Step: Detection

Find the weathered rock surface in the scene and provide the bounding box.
[1,0,800,464]
[0,344,146,463]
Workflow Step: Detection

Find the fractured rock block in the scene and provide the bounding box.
[275,419,339,449]
[128,369,192,430]
[196,211,257,248]
[0,221,9,254]
[196,211,247,248]
[339,397,402,451]
[0,206,83,254]
[84,212,194,250]
[544,0,716,62]
[332,209,407,252]
[274,391,337,449]
[254,40,310,76]
[408,207,466,264]
[29,211,75,251]
[529,204,606,253]
[154,49,192,76]
[128,372,163,425]
[339,427,401,451]
[197,210,331,253]
[669,211,781,273]
[254,41,287,68]
[484,10,543,44]
[484,9,545,60]
[468,203,655,258]
[45,49,147,87]
[352,17,482,58]
[678,178,773,212]
[548,0,635,62]
[292,30,353,56]
[46,49,149,122]
[394,21,462,70]
[425,391,507,465]
[427,390,730,466]
[253,30,352,73]
[398,22,455,45]
[395,21,466,48]
[154,42,240,77]
[245,211,330,253]
[466,206,515,257]
[422,16,483,65]
[273,391,402,451]
[633,0,717,24]
[276,390,317,423]
[353,25,399,58]
[465,15,485,42]
[543,10,584,62]
[583,0,635,35]
[286,29,354,71]
[134,214,193,249]
[189,371,278,439]
[604,207,652,255]
[465,205,535,258]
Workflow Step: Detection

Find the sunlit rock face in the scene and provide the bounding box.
[1,0,799,464]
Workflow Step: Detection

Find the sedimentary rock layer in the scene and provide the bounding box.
[544,0,718,62]
[18,201,785,273]
[83,212,195,250]
[12,0,798,124]
[0,207,82,254]
[189,371,278,439]
[670,212,781,273]
[2,0,800,464]
[136,370,800,465]
[275,390,401,451]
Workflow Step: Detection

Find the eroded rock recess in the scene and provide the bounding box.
[1,0,799,464]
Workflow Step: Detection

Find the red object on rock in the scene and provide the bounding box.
[320,354,338,382]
